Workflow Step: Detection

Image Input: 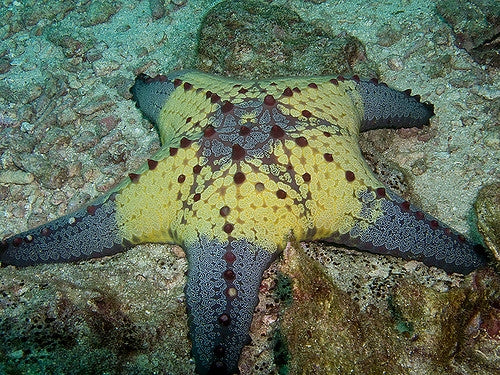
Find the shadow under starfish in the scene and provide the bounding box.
[0,70,488,374]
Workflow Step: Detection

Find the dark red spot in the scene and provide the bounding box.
[276,189,287,199]
[302,172,311,182]
[221,101,234,113]
[293,87,301,93]
[295,136,308,147]
[223,223,234,234]
[430,220,439,229]
[345,170,355,182]
[204,126,216,137]
[233,172,246,184]
[87,205,97,215]
[458,234,466,243]
[308,82,318,89]
[211,93,220,103]
[370,78,379,84]
[337,75,345,81]
[183,82,192,90]
[193,193,201,202]
[352,75,360,83]
[238,87,248,94]
[283,87,293,97]
[224,251,236,262]
[173,78,182,87]
[270,125,285,139]
[330,78,339,85]
[218,314,231,326]
[323,131,331,137]
[376,187,386,198]
[205,90,212,99]
[415,211,424,220]
[193,165,202,174]
[302,110,312,118]
[401,201,411,211]
[220,206,230,217]
[169,147,178,156]
[239,126,251,136]
[147,159,158,170]
[444,228,451,235]
[180,137,191,148]
[129,173,140,183]
[223,269,236,281]
[403,89,412,96]
[231,144,245,161]
[13,237,22,247]
[41,227,51,236]
[185,116,192,123]
[214,345,225,357]
[177,174,186,183]
[264,94,276,106]
[324,153,333,162]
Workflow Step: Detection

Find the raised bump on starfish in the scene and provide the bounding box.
[0,70,487,375]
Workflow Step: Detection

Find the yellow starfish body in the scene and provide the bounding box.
[115,73,382,255]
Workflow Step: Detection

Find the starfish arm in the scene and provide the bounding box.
[323,187,488,274]
[0,193,129,267]
[354,79,435,132]
[184,237,274,375]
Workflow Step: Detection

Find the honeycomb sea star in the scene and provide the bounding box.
[0,70,487,374]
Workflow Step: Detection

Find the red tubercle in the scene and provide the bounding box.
[12,237,23,247]
[223,223,234,234]
[173,78,182,87]
[345,170,355,182]
[86,205,97,216]
[204,126,216,138]
[233,172,246,184]
[224,251,236,262]
[180,137,192,148]
[308,82,318,89]
[128,173,140,183]
[231,144,246,161]
[221,101,234,113]
[429,220,439,230]
[283,87,293,97]
[301,110,312,118]
[183,82,192,91]
[147,159,158,170]
[375,187,386,198]
[270,125,285,139]
[264,94,276,106]
[352,75,360,83]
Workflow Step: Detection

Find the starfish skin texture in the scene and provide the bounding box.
[0,71,487,374]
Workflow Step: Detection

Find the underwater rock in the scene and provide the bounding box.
[278,243,500,374]
[278,244,407,374]
[0,244,193,374]
[475,183,500,266]
[196,0,378,79]
[436,0,500,67]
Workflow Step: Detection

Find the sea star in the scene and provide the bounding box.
[0,70,487,374]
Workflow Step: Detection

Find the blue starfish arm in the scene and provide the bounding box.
[323,187,488,274]
[353,78,435,131]
[0,193,129,267]
[184,237,274,375]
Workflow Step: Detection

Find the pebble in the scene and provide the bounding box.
[387,56,404,71]
[0,170,34,184]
